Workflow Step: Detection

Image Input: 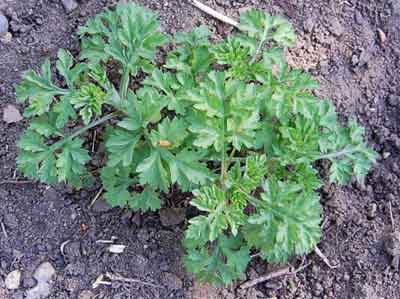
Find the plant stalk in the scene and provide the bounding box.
[120,68,131,100]
[50,113,116,152]
[250,26,269,64]
[317,148,357,160]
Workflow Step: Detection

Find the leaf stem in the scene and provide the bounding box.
[120,68,130,100]
[50,113,117,151]
[250,26,269,64]
[317,148,357,160]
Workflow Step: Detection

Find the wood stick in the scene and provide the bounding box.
[0,180,33,185]
[314,246,338,269]
[240,266,291,289]
[105,272,164,289]
[189,0,239,28]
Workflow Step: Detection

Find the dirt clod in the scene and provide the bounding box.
[159,208,186,227]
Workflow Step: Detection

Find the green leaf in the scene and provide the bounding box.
[29,114,63,137]
[53,97,77,129]
[168,149,214,191]
[137,149,170,192]
[16,60,67,108]
[150,117,188,149]
[56,138,90,187]
[191,185,246,240]
[244,179,321,262]
[70,83,106,124]
[106,128,141,167]
[129,186,161,212]
[79,3,168,75]
[184,234,250,285]
[101,165,135,207]
[238,9,296,50]
[56,49,86,89]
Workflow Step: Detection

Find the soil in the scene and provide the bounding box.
[0,0,399,299]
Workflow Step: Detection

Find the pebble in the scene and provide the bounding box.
[25,283,51,299]
[0,13,8,37]
[367,203,377,220]
[61,0,78,13]
[33,262,56,283]
[79,290,95,299]
[328,18,344,37]
[3,104,22,123]
[5,270,21,290]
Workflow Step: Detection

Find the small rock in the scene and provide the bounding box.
[61,0,78,13]
[25,283,51,299]
[3,104,22,123]
[33,262,56,284]
[159,208,186,227]
[5,270,21,290]
[328,18,344,37]
[367,203,377,220]
[79,290,95,299]
[377,29,386,46]
[0,14,8,36]
[0,31,12,43]
[92,198,112,213]
[161,272,183,290]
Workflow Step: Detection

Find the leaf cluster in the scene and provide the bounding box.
[16,3,377,285]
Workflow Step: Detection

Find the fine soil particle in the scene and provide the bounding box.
[1,0,400,298]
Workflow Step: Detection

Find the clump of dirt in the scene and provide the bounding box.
[1,0,399,298]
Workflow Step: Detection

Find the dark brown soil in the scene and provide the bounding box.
[1,1,399,299]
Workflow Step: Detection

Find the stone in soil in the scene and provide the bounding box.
[25,283,51,299]
[2,104,22,124]
[0,14,8,37]
[33,262,56,283]
[61,0,78,13]
[328,17,344,37]
[5,270,21,290]
[78,290,95,299]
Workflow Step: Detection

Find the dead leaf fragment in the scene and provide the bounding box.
[3,104,22,123]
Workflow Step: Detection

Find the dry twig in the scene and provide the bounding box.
[0,221,8,239]
[0,180,33,185]
[105,272,164,289]
[314,246,338,269]
[89,187,104,208]
[389,201,394,229]
[189,0,239,28]
[240,266,292,289]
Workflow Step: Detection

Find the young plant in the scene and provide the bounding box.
[16,3,377,285]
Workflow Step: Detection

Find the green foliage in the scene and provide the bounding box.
[16,3,377,286]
